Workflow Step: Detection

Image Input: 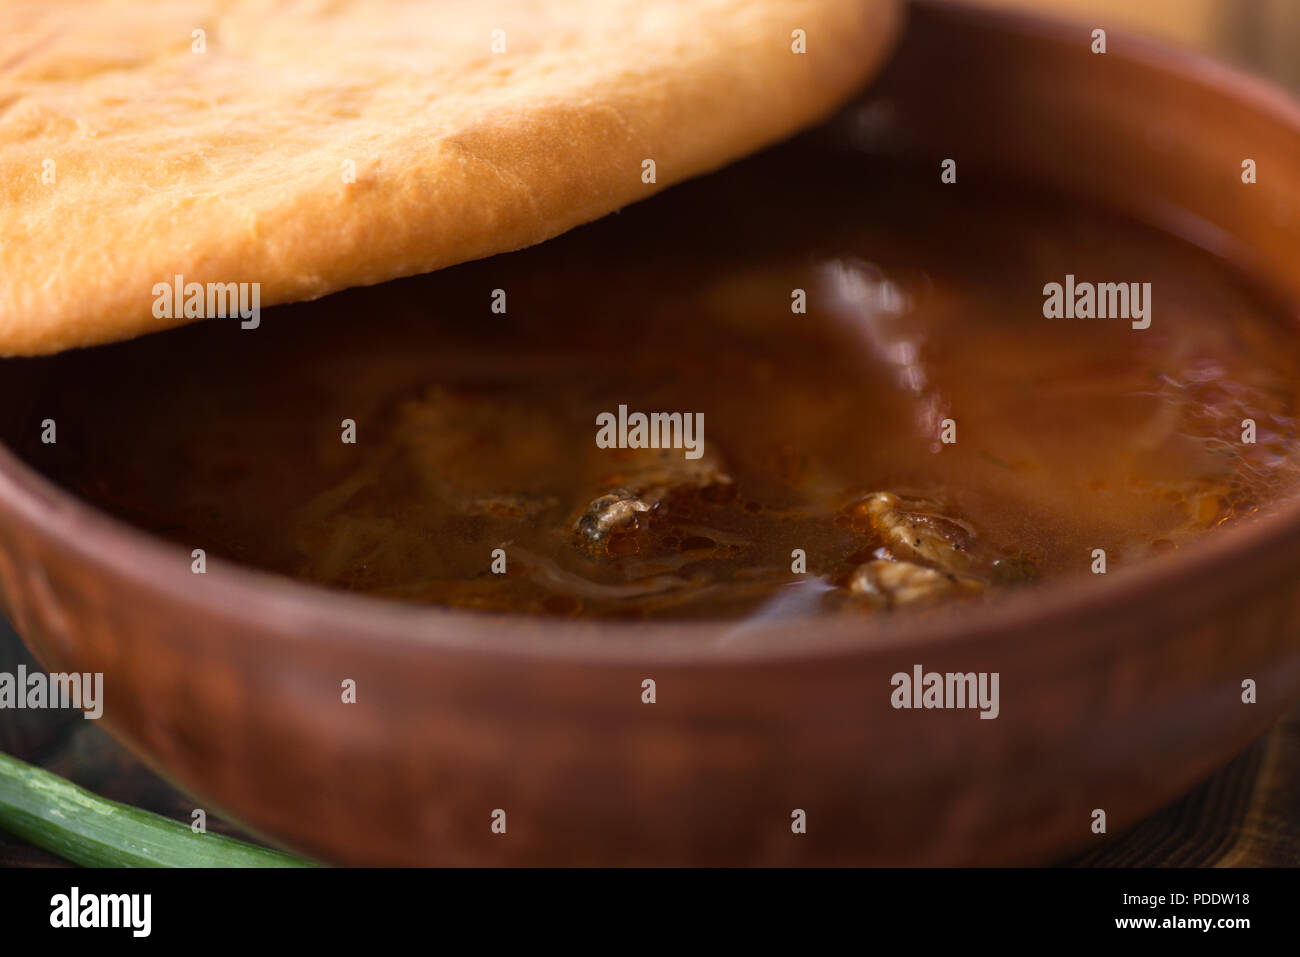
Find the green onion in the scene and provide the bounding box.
[0,751,315,867]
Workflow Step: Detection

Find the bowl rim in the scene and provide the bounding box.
[4,0,1300,666]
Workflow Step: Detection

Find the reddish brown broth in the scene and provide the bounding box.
[16,146,1300,619]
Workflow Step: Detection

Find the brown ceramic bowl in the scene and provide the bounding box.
[3,1,1300,865]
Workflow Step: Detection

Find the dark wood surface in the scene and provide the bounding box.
[1,612,1295,867]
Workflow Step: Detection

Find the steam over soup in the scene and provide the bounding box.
[16,144,1300,620]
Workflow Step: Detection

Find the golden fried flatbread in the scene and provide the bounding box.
[0,0,901,355]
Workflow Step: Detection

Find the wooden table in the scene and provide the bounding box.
[2,612,1295,866]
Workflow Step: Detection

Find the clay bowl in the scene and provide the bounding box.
[3,0,1300,865]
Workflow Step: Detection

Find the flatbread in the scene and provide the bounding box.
[0,0,902,355]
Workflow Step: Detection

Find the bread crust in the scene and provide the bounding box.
[0,0,901,355]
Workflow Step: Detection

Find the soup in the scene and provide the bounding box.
[14,142,1300,619]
